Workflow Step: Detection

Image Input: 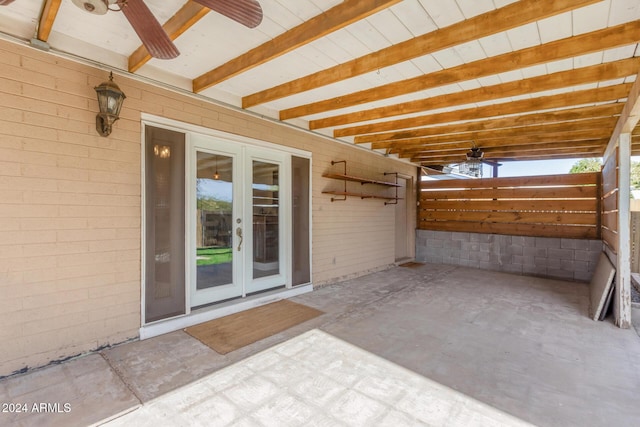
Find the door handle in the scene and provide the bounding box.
[236,227,243,251]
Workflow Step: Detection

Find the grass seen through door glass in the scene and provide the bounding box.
[197,247,233,266]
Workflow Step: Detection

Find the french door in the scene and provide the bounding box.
[189,134,288,307]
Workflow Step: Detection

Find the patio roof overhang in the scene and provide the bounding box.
[1,0,640,166]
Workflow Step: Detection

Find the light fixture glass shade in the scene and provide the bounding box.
[94,72,126,137]
[459,147,484,178]
[460,159,483,178]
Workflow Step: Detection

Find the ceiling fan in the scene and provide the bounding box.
[456,143,503,177]
[466,146,484,162]
[68,0,263,59]
[454,144,485,178]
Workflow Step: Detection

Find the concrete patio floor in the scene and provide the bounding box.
[1,263,639,426]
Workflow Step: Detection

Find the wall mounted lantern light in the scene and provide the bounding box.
[94,72,126,137]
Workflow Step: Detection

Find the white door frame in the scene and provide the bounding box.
[188,136,244,306]
[140,114,312,330]
[243,146,291,295]
[188,134,291,307]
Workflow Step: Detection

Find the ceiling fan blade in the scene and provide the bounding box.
[193,0,263,28]
[0,0,16,6]
[120,0,179,60]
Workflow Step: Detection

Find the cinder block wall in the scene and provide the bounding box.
[416,230,602,282]
[0,39,416,377]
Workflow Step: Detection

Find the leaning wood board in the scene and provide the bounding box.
[589,252,616,321]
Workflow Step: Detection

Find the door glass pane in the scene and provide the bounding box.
[145,126,185,323]
[292,156,311,285]
[196,152,233,289]
[253,161,280,279]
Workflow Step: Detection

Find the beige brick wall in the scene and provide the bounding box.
[0,39,416,377]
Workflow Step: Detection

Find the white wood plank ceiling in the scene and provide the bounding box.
[1,0,639,166]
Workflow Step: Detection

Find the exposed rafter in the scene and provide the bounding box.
[415,147,607,165]
[608,66,640,153]
[410,142,608,160]
[278,20,640,120]
[306,57,640,131]
[193,0,402,93]
[353,84,631,144]
[385,121,616,151]
[128,1,210,72]
[37,0,62,42]
[3,0,636,165]
[389,133,612,154]
[397,137,610,158]
[370,105,622,150]
[241,0,602,109]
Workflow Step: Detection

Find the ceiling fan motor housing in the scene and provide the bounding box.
[467,147,484,159]
[71,0,117,15]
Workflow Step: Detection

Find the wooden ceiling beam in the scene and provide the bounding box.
[375,125,615,150]
[396,137,611,157]
[192,0,402,92]
[369,103,622,148]
[308,57,639,130]
[376,127,615,151]
[345,80,629,139]
[37,0,62,42]
[396,136,612,160]
[452,146,606,159]
[353,84,630,143]
[128,1,210,73]
[414,147,604,164]
[488,152,605,163]
[418,153,600,165]
[399,138,607,159]
[242,0,601,109]
[279,19,640,119]
[606,64,640,154]
[381,125,614,151]
[412,150,606,166]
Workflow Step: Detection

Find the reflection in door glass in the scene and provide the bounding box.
[196,152,233,289]
[145,127,186,323]
[253,161,280,279]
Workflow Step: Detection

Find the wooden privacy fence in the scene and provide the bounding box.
[419,172,601,239]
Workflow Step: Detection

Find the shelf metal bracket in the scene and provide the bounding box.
[384,172,399,205]
[330,160,347,201]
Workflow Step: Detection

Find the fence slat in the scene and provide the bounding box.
[420,172,600,189]
[602,191,618,212]
[421,186,597,200]
[419,173,601,239]
[423,199,598,212]
[602,150,618,196]
[602,227,619,253]
[601,211,618,231]
[418,220,598,239]
[421,210,597,225]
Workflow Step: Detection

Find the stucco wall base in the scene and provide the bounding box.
[0,330,137,381]
[416,230,603,282]
[313,263,397,289]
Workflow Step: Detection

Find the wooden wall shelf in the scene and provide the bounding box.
[322,190,400,201]
[322,160,403,204]
[322,173,401,187]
